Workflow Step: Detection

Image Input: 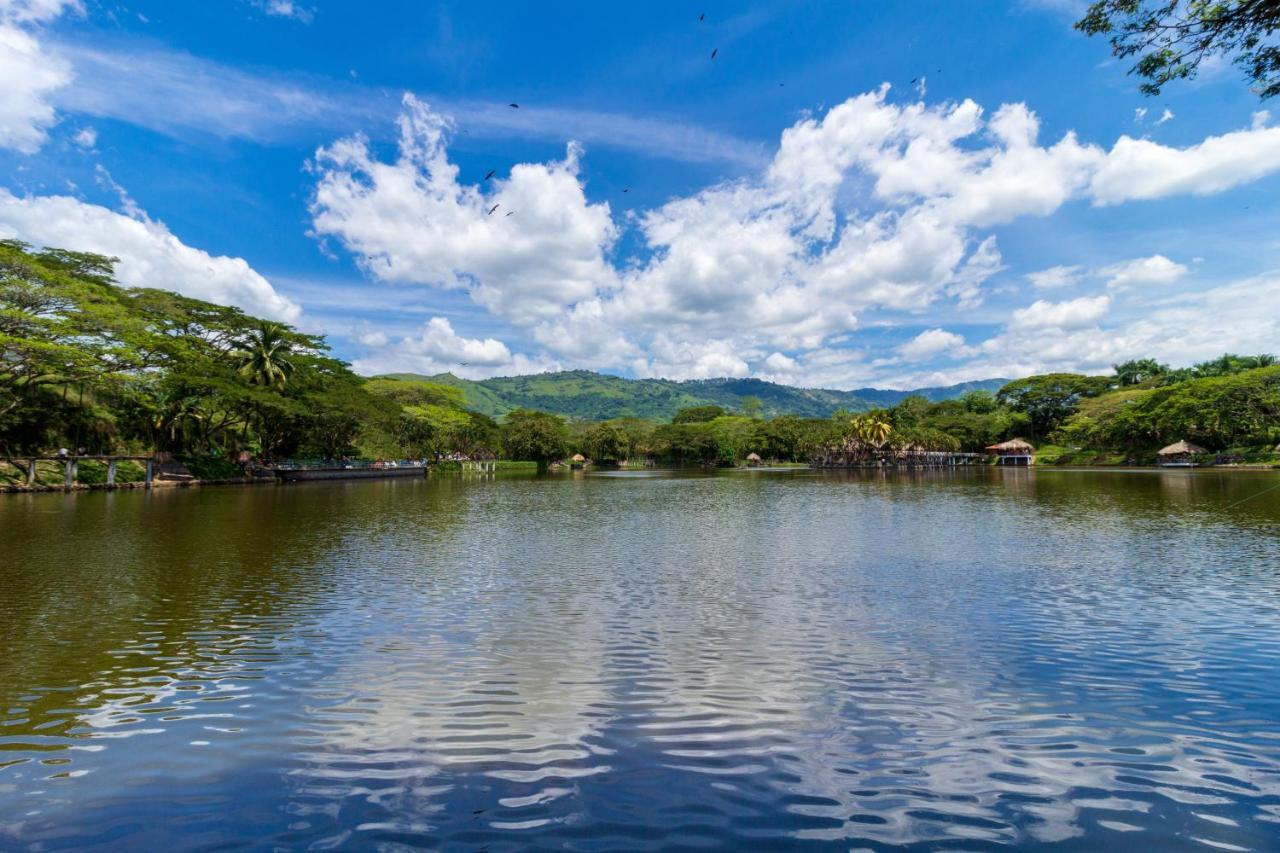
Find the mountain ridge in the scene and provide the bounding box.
[377,370,1009,421]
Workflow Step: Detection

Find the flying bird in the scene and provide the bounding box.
[505,211,514,216]
[488,204,500,215]
[699,12,704,21]
[483,169,495,180]
[622,188,629,193]
[509,103,519,108]
[710,48,718,59]
[910,77,917,84]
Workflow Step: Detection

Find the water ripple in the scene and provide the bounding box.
[1,469,1279,849]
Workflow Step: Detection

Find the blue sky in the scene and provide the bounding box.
[1,0,1278,389]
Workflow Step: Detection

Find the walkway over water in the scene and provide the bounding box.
[810,449,986,468]
[10,455,156,489]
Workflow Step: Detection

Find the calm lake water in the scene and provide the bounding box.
[2,468,1280,851]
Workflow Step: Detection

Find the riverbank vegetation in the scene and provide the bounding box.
[3,241,1276,476]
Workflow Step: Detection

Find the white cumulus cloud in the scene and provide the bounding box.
[352,317,558,379]
[898,328,966,362]
[1103,254,1188,290]
[315,90,1280,386]
[0,188,300,321]
[1009,295,1111,330]
[1090,123,1280,203]
[0,0,77,153]
[311,94,619,326]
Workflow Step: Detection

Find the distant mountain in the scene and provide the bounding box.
[377,370,1009,421]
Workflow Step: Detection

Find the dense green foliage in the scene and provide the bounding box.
[0,240,391,460]
[390,370,1008,421]
[0,242,494,465]
[1077,0,1280,98]
[1058,365,1280,454]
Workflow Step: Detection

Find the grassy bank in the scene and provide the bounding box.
[1033,444,1280,467]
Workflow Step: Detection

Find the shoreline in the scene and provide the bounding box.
[3,461,1276,495]
[0,475,276,494]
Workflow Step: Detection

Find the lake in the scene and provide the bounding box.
[2,468,1279,850]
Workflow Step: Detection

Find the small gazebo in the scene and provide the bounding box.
[745,452,762,468]
[986,438,1036,467]
[1157,440,1208,467]
[570,453,587,470]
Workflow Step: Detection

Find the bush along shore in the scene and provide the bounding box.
[3,241,1277,480]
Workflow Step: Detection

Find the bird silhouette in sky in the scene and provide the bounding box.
[483,169,495,180]
[509,103,519,108]
[488,204,500,215]
[699,12,704,21]
[505,211,514,216]
[710,48,718,59]
[622,188,629,193]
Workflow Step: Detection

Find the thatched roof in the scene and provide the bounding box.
[986,438,1035,453]
[1157,440,1208,456]
[746,452,762,460]
[571,453,586,462]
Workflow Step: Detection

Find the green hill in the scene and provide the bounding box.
[377,370,1008,421]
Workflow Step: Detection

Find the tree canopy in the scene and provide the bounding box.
[1077,0,1280,98]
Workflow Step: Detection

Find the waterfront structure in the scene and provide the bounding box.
[986,439,1036,466]
[1157,440,1208,467]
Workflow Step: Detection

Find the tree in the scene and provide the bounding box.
[888,396,931,430]
[1114,358,1170,386]
[1077,0,1280,98]
[234,322,296,391]
[739,395,763,418]
[708,416,762,464]
[855,413,893,447]
[959,389,1000,414]
[500,409,570,471]
[651,422,718,465]
[582,421,628,463]
[0,241,144,447]
[673,404,726,424]
[997,374,1111,439]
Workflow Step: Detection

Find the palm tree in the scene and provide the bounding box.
[850,414,891,448]
[1113,358,1168,386]
[233,323,295,391]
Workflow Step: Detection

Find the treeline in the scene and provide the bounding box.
[0,241,494,465]
[4,242,1276,471]
[1003,358,1280,460]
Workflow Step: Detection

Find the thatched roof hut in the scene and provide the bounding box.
[985,439,1035,454]
[745,452,762,467]
[985,438,1035,467]
[1157,440,1208,457]
[571,453,586,463]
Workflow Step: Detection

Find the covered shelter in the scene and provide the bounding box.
[570,453,587,470]
[745,452,762,468]
[986,438,1035,467]
[1157,440,1208,467]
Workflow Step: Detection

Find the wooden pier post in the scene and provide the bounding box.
[27,459,37,486]
[107,459,118,486]
[64,459,76,490]
[144,459,153,488]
